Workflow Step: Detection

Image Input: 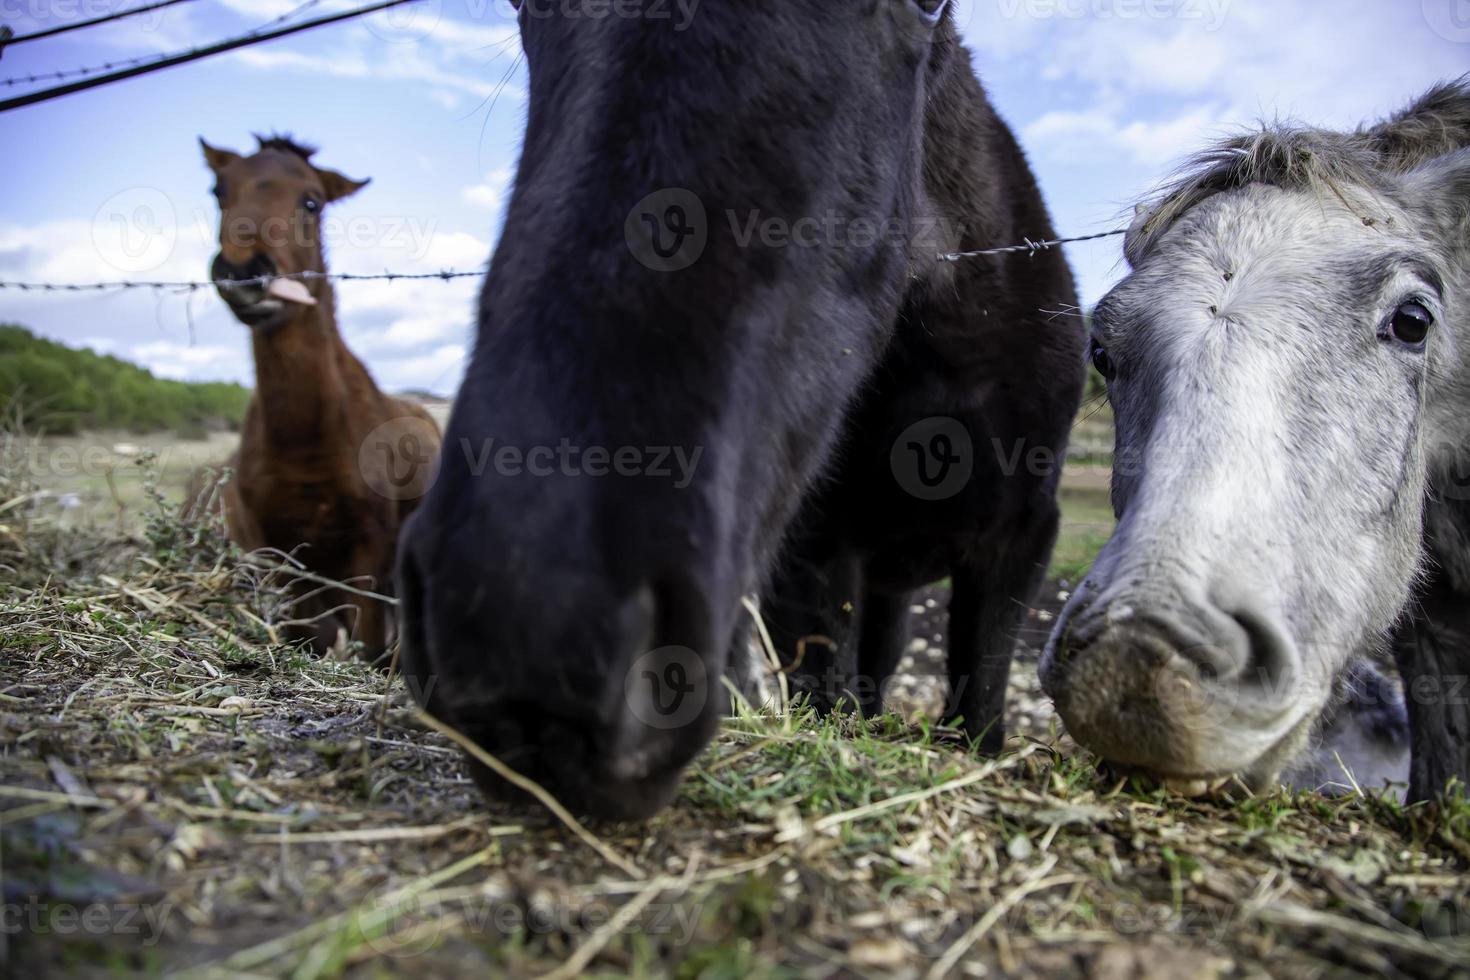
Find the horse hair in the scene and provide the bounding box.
[253,133,317,161]
[1127,75,1470,265]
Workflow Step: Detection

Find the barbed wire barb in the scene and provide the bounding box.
[936,228,1127,262]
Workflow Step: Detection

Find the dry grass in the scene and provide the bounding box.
[3,448,1469,979]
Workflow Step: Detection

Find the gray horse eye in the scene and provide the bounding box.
[913,0,949,20]
[1387,301,1433,348]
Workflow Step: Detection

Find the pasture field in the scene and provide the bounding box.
[4,420,1469,978]
[6,400,1116,582]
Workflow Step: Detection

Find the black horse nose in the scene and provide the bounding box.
[394,517,724,819]
[211,251,275,287]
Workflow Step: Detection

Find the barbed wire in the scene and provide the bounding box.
[1,0,324,88]
[937,228,1127,262]
[0,0,416,112]
[0,227,1129,294]
[0,0,199,48]
[0,269,482,293]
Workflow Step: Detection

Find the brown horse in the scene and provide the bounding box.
[194,135,441,663]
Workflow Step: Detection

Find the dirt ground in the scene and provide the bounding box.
[3,427,1469,978]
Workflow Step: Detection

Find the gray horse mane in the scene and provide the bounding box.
[1126,76,1470,265]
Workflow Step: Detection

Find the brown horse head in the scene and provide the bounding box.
[200,135,369,331]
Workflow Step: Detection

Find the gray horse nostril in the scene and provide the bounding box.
[1228,608,1297,690]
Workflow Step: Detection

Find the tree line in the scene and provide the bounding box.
[0,324,249,436]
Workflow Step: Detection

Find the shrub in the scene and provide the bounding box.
[0,324,249,434]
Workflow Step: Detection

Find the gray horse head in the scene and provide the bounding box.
[1042,79,1470,792]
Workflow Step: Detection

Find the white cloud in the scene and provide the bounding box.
[378,343,468,393]
[462,167,514,210]
[223,8,525,105]
[131,342,239,380]
[1025,104,1230,166]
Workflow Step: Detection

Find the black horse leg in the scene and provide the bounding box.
[855,588,912,720]
[762,540,862,716]
[946,505,1060,752]
[1393,570,1470,803]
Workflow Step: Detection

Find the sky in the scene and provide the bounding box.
[0,0,1467,395]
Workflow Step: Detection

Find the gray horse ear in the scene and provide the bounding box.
[1398,147,1470,241]
[317,167,371,203]
[1121,202,1160,269]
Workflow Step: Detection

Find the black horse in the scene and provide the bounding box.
[397,0,1085,820]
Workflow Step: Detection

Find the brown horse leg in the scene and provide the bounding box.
[280,588,348,656]
[222,482,265,553]
[342,546,393,665]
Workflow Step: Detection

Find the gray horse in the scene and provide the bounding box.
[1042,79,1470,802]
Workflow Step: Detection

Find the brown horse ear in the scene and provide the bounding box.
[200,137,241,173]
[317,167,371,203]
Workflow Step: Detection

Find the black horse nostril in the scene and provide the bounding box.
[211,252,276,285]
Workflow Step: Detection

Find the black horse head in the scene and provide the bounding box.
[399,0,966,819]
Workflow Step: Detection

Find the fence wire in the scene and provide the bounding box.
[0,228,1128,294]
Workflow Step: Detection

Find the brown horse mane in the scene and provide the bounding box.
[1126,76,1470,265]
[252,133,318,161]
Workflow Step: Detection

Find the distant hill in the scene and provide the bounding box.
[396,388,451,405]
[0,324,250,436]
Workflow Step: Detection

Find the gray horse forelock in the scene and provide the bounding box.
[1125,76,1470,269]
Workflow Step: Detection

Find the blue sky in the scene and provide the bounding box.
[1,0,1467,394]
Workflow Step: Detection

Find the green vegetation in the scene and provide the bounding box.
[1051,479,1116,581]
[0,324,249,436]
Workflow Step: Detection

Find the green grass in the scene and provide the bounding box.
[1051,476,1116,582]
[1,428,235,532]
